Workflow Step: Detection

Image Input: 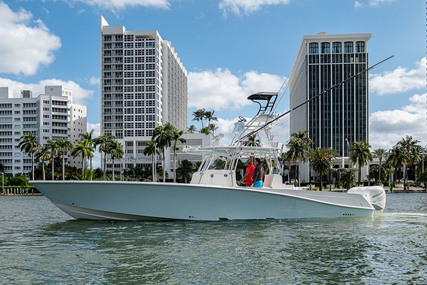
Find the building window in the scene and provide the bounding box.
[344,42,353,53]
[309,43,318,54]
[356,41,365,53]
[332,42,342,53]
[320,42,330,53]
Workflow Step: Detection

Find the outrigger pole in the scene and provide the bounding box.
[239,55,395,142]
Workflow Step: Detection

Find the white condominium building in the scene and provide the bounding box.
[100,16,188,171]
[0,85,87,176]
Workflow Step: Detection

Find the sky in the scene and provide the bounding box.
[0,0,425,156]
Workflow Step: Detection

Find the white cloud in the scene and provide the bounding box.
[73,0,170,10]
[188,68,285,111]
[219,0,290,15]
[369,57,426,96]
[0,2,61,75]
[369,0,394,7]
[369,93,426,149]
[87,122,101,137]
[90,76,100,85]
[354,1,363,8]
[0,77,94,105]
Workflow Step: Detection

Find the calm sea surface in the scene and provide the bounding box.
[0,193,426,284]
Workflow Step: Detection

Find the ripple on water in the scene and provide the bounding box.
[0,194,426,284]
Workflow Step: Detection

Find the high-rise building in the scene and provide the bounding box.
[289,32,371,181]
[100,16,187,171]
[0,85,87,176]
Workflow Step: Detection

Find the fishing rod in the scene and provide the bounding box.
[239,54,395,142]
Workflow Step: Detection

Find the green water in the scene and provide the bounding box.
[0,194,426,284]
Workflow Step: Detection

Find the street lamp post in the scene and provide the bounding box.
[1,172,3,195]
[345,138,351,169]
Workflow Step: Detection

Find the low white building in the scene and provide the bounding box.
[0,85,87,176]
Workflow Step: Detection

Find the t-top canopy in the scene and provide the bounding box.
[247,92,278,101]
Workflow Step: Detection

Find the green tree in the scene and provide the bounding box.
[200,126,210,135]
[176,159,194,183]
[340,170,356,190]
[35,145,50,181]
[79,130,96,180]
[143,140,159,181]
[18,131,40,180]
[287,130,312,186]
[152,123,174,182]
[350,140,372,185]
[281,150,293,183]
[71,138,94,178]
[387,145,406,184]
[171,129,186,183]
[187,125,197,134]
[369,165,386,185]
[245,134,261,147]
[143,141,159,181]
[107,139,124,182]
[418,171,427,192]
[208,123,218,136]
[57,138,73,180]
[47,140,60,180]
[397,135,422,191]
[94,135,115,180]
[372,148,387,185]
[192,108,206,129]
[308,147,337,191]
[204,110,217,127]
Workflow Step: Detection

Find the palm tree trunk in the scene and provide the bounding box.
[90,157,93,181]
[42,163,45,180]
[151,154,155,181]
[173,148,177,183]
[319,175,323,191]
[52,158,55,180]
[378,159,382,185]
[82,155,85,178]
[31,152,35,181]
[112,158,115,181]
[403,163,407,191]
[162,149,166,182]
[62,155,65,180]
[103,150,107,180]
[297,161,301,187]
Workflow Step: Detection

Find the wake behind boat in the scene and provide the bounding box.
[31,91,386,221]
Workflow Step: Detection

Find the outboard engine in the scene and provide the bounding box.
[348,186,386,210]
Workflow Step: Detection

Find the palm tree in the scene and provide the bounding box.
[47,140,60,180]
[35,145,50,180]
[71,138,94,178]
[57,138,73,180]
[152,123,174,182]
[171,129,186,183]
[18,131,40,180]
[94,135,115,180]
[192,108,206,129]
[387,145,406,185]
[176,159,194,183]
[107,139,124,181]
[397,135,422,191]
[245,134,261,146]
[79,130,95,180]
[350,140,372,185]
[281,150,293,183]
[287,130,312,186]
[309,147,337,191]
[187,125,197,134]
[143,140,159,181]
[208,123,218,136]
[204,110,218,127]
[372,148,387,185]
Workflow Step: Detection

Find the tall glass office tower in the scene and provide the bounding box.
[289,33,371,160]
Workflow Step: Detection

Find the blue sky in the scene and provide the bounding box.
[0,0,425,150]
